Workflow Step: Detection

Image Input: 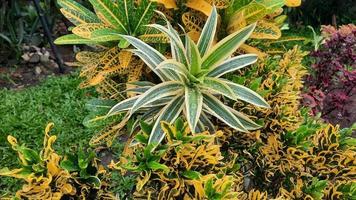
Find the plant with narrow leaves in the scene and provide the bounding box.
[156,0,302,58]
[108,7,269,146]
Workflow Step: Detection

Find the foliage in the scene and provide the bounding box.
[55,0,163,89]
[155,0,302,58]
[0,123,115,199]
[111,119,245,199]
[0,74,101,195]
[107,7,269,147]
[219,46,356,199]
[302,25,356,127]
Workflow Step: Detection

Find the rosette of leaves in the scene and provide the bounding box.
[54,0,164,88]
[108,7,269,146]
[113,119,242,199]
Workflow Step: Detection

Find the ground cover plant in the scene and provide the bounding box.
[0,0,355,199]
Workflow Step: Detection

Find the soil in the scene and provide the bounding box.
[0,45,76,89]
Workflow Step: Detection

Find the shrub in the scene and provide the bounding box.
[55,0,164,89]
[111,119,245,199]
[302,25,356,127]
[0,123,115,200]
[107,7,269,147]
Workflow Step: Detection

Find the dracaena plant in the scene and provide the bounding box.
[108,7,269,146]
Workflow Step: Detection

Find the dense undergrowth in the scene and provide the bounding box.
[0,0,355,199]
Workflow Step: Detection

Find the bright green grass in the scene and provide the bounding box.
[0,73,100,195]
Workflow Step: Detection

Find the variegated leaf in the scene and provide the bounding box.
[221,79,270,108]
[130,81,183,114]
[185,86,203,132]
[89,0,128,33]
[197,6,217,56]
[202,23,256,69]
[200,77,237,100]
[149,96,184,146]
[54,34,96,45]
[90,28,122,42]
[250,20,281,40]
[202,93,248,132]
[207,54,257,77]
[72,23,109,39]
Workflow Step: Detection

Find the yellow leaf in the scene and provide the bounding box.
[240,44,267,59]
[151,0,177,9]
[100,47,128,75]
[285,0,301,7]
[182,12,204,33]
[89,118,129,146]
[187,31,201,42]
[60,8,87,25]
[251,20,281,40]
[119,51,133,69]
[127,60,144,97]
[226,11,246,34]
[137,171,151,191]
[186,0,212,16]
[274,15,287,26]
[139,33,169,43]
[205,0,230,8]
[240,2,268,24]
[76,51,104,63]
[72,23,108,39]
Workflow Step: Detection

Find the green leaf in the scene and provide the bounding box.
[60,160,79,172]
[85,98,116,113]
[148,24,188,66]
[197,6,218,56]
[58,0,100,25]
[89,0,128,33]
[157,59,189,82]
[149,96,184,146]
[187,37,202,75]
[200,77,237,100]
[121,35,166,68]
[207,54,257,77]
[90,28,122,42]
[130,81,183,114]
[132,0,155,35]
[21,148,41,164]
[203,93,247,132]
[202,23,256,69]
[140,121,152,135]
[182,170,202,180]
[185,86,203,133]
[222,79,270,108]
[147,161,169,173]
[227,107,261,130]
[249,77,262,91]
[54,34,96,45]
[108,96,139,116]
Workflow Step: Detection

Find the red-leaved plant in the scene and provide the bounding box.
[303,25,356,127]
